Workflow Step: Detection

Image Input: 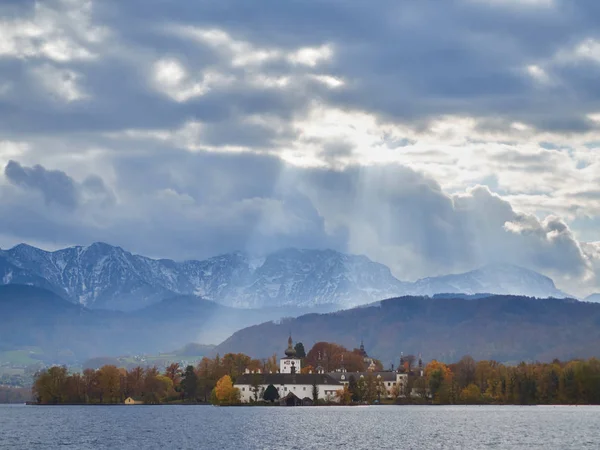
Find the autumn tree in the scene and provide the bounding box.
[262,354,278,374]
[425,360,452,404]
[306,342,347,372]
[125,366,144,399]
[98,365,121,404]
[335,385,352,405]
[301,365,315,374]
[165,363,182,387]
[33,366,68,404]
[455,356,476,389]
[212,375,240,405]
[460,384,482,404]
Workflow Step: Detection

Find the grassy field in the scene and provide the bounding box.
[0,348,44,367]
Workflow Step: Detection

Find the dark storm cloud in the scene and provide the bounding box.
[4,160,79,208]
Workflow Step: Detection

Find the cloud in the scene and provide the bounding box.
[4,160,79,208]
[1,157,598,297]
[0,0,600,297]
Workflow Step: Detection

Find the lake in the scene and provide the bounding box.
[1,404,599,449]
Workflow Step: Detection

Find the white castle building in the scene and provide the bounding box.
[234,336,423,404]
[235,335,343,405]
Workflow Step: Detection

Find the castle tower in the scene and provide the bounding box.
[280,334,302,374]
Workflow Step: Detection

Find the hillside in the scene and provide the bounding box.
[214,295,600,364]
[0,285,335,363]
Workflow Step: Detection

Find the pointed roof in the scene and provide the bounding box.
[284,334,297,357]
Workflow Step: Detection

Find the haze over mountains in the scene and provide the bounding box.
[0,284,333,360]
[0,242,572,312]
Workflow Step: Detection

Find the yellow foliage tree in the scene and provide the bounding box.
[213,375,240,405]
[461,383,482,404]
[335,385,352,405]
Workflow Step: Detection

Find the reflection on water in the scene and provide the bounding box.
[1,404,599,449]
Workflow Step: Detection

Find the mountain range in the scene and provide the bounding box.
[0,242,571,311]
[586,293,600,303]
[3,284,599,365]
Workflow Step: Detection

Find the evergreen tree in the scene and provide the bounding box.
[294,342,306,358]
[263,384,280,403]
[312,381,319,405]
[348,375,359,402]
[181,365,198,402]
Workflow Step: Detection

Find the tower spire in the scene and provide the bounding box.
[284,334,296,357]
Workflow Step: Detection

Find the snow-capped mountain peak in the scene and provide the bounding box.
[0,242,571,310]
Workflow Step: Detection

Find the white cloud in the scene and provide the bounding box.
[152,58,233,102]
[30,64,88,102]
[309,74,344,88]
[0,0,107,62]
[287,45,333,67]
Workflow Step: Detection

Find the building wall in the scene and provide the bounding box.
[279,358,301,374]
[236,383,341,403]
[335,372,409,398]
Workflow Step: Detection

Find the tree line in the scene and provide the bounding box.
[32,343,600,405]
[413,356,600,405]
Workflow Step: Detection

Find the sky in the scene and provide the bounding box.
[0,0,599,297]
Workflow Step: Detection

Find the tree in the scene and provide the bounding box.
[97,365,121,404]
[181,365,198,402]
[335,385,352,405]
[374,376,387,402]
[250,374,262,402]
[425,360,452,404]
[263,384,280,403]
[165,363,182,387]
[301,365,315,374]
[348,375,359,402]
[460,384,482,404]
[404,355,416,373]
[455,356,476,389]
[33,366,68,404]
[213,375,240,405]
[294,342,306,358]
[312,381,319,405]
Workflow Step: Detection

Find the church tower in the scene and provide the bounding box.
[280,335,302,374]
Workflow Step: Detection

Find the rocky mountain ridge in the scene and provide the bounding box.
[0,242,570,311]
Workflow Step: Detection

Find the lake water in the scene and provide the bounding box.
[1,404,599,449]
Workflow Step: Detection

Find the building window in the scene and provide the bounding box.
[303,387,306,391]
[284,387,287,392]
[242,388,245,391]
[388,383,391,387]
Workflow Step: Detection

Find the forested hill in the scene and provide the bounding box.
[215,295,600,364]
